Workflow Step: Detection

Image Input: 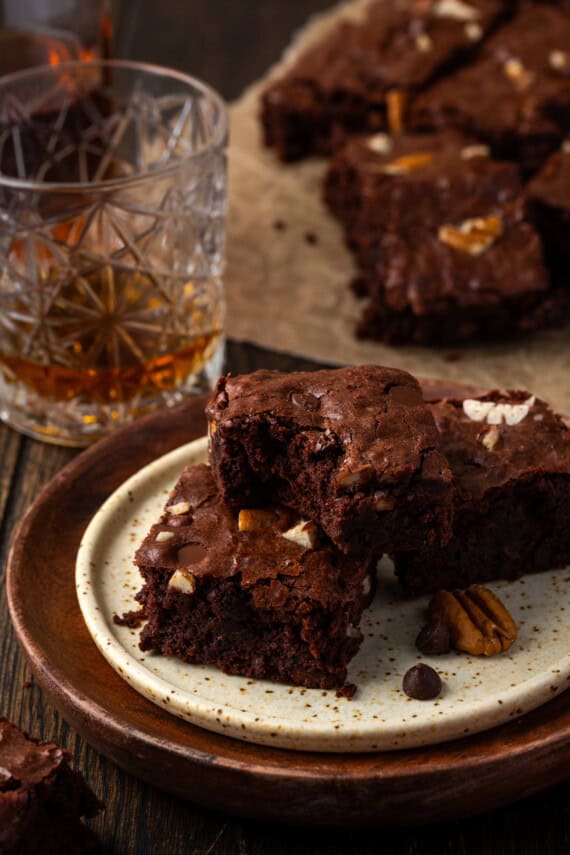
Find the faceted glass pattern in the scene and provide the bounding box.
[0,61,227,445]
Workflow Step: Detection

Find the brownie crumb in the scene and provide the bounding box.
[113,608,145,628]
[336,682,357,700]
[304,231,319,245]
[272,218,287,231]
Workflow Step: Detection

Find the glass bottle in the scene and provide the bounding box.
[0,0,112,75]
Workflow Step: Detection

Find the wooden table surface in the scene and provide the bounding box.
[1,2,568,852]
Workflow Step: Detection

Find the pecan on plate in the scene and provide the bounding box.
[429,585,518,656]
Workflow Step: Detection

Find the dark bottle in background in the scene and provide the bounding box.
[0,0,112,75]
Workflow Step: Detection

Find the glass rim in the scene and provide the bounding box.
[0,58,228,193]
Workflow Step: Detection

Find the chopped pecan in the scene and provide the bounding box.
[381,152,433,175]
[238,508,293,532]
[386,89,407,135]
[429,585,518,656]
[439,215,503,255]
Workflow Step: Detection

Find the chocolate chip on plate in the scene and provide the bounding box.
[403,663,442,700]
[415,619,451,655]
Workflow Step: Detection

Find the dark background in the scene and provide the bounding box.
[0,1,569,853]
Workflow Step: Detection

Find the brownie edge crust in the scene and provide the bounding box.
[135,464,375,690]
[206,366,454,555]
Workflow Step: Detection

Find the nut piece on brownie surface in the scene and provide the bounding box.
[429,585,518,656]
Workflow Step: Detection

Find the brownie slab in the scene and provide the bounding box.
[0,718,102,855]
[527,142,570,272]
[325,129,559,345]
[206,366,453,555]
[355,204,561,345]
[135,464,375,690]
[394,391,570,595]
[324,130,521,261]
[411,5,570,173]
[261,0,508,161]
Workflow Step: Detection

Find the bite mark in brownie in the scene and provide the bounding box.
[394,391,570,595]
[206,366,453,555]
[411,5,570,173]
[261,0,508,161]
[135,464,376,690]
[0,718,103,855]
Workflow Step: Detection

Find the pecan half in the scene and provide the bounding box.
[429,585,518,656]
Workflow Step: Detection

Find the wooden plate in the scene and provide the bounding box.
[7,381,570,827]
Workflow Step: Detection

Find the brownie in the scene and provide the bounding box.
[0,718,102,855]
[324,129,522,252]
[206,366,453,556]
[135,464,376,690]
[411,5,570,173]
[261,0,508,162]
[355,203,562,345]
[527,142,570,272]
[325,129,560,344]
[394,391,570,595]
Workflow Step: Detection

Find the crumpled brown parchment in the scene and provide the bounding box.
[225,0,570,412]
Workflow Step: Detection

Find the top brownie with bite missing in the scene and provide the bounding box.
[206,365,453,556]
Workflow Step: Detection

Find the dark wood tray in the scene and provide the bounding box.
[7,381,570,827]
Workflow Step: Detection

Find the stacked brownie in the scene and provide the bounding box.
[134,365,454,690]
[261,0,570,346]
[134,366,570,690]
[0,718,103,854]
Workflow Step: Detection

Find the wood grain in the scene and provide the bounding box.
[7,386,570,832]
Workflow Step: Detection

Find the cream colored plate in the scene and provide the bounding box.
[76,437,570,753]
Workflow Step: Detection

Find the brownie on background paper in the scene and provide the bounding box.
[0,718,103,855]
[324,129,521,254]
[354,204,562,346]
[411,4,570,173]
[135,464,375,690]
[527,142,570,273]
[394,391,570,595]
[324,129,561,345]
[206,365,454,556]
[261,0,509,162]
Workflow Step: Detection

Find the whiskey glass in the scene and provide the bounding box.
[0,60,227,445]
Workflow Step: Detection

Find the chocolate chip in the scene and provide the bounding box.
[415,620,451,655]
[403,663,442,700]
[177,542,208,566]
[273,218,287,231]
[304,231,318,245]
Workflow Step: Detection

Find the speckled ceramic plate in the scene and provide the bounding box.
[76,436,570,753]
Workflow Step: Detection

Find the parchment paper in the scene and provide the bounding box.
[226,0,570,412]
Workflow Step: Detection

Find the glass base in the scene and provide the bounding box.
[0,340,225,447]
